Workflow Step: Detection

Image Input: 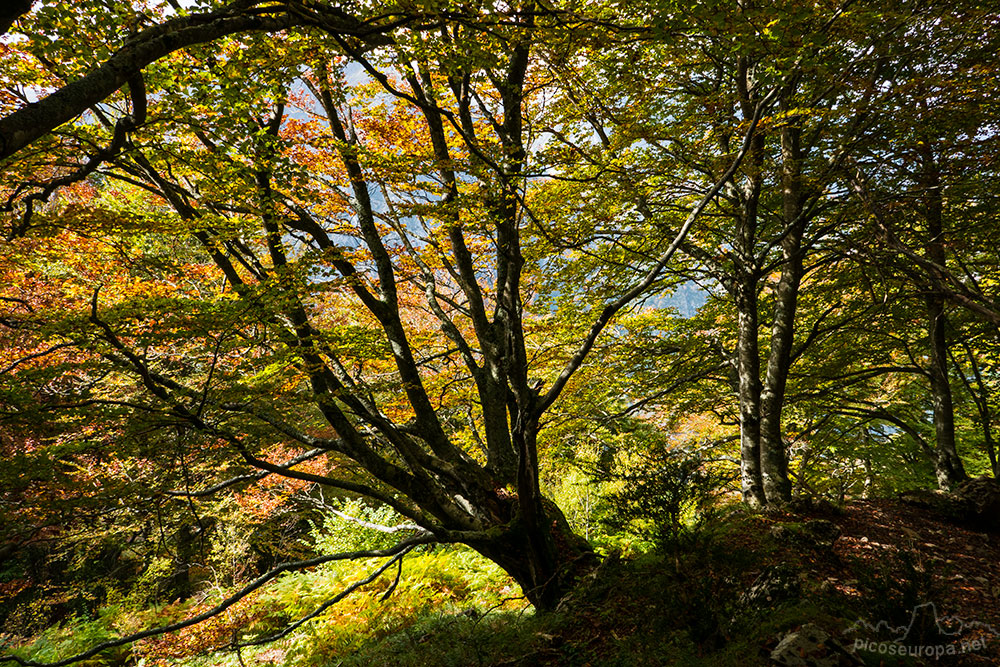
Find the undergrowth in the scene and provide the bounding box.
[9,490,969,667]
[7,501,523,667]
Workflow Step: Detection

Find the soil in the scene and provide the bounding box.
[781,498,1000,665]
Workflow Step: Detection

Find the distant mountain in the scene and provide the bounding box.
[644,282,708,318]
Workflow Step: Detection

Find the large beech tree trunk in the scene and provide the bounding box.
[730,170,765,507]
[472,495,595,611]
[732,55,769,506]
[736,277,766,507]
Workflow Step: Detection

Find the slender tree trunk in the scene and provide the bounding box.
[795,445,813,496]
[919,145,967,491]
[985,428,998,479]
[926,298,966,489]
[759,120,803,504]
[862,457,874,499]
[957,340,1000,478]
[985,426,999,479]
[171,523,195,600]
[736,277,766,506]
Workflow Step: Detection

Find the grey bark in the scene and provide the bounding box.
[759,119,803,504]
[919,145,968,491]
[737,278,766,506]
[733,54,768,506]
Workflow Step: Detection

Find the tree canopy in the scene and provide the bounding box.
[2,0,999,662]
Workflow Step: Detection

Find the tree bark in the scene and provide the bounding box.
[470,495,594,611]
[736,277,766,506]
[919,144,968,491]
[926,295,967,489]
[759,120,803,504]
[731,52,769,507]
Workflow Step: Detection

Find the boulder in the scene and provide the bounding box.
[902,477,1000,531]
[899,488,969,522]
[739,564,802,609]
[953,476,1000,532]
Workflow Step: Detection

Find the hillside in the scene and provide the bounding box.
[329,498,1000,667]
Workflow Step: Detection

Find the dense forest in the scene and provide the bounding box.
[1,0,999,665]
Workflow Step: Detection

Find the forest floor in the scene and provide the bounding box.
[337,497,1000,666]
[7,496,999,666]
[830,499,1000,663]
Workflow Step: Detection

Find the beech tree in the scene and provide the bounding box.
[531,0,907,506]
[3,1,578,616]
[4,0,1000,662]
[525,0,1000,506]
[847,0,1000,489]
[1,0,750,628]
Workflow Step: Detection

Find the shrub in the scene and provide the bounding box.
[596,446,736,549]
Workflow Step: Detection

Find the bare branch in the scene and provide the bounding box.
[234,544,418,648]
[164,448,328,498]
[0,536,435,667]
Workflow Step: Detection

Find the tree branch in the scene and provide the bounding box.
[0,537,435,667]
[536,84,783,415]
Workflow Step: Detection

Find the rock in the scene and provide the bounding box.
[771,623,864,666]
[899,488,969,522]
[953,476,1000,532]
[899,478,1000,533]
[801,519,841,548]
[769,519,842,551]
[739,564,802,609]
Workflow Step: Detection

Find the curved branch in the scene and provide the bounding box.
[0,536,435,667]
[164,447,328,498]
[6,75,147,238]
[0,1,404,162]
[234,544,417,648]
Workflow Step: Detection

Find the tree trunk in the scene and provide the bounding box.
[470,496,595,611]
[736,278,766,506]
[919,144,967,491]
[759,120,803,505]
[171,523,196,600]
[958,340,1000,478]
[732,54,768,507]
[926,296,967,490]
